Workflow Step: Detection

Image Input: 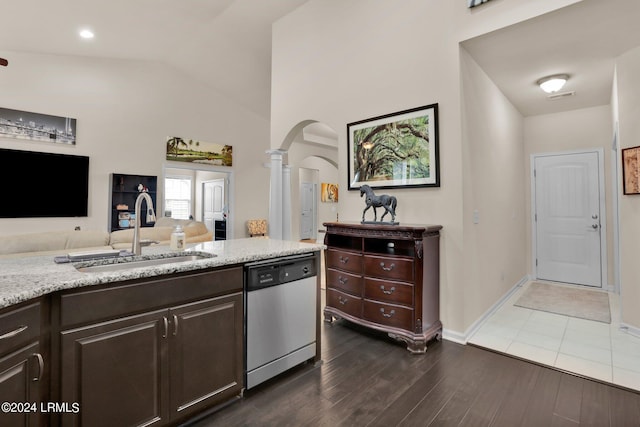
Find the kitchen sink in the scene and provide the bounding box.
[75,253,214,273]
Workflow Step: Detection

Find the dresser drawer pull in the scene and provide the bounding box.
[339,256,350,264]
[380,308,395,318]
[0,325,28,340]
[380,262,395,271]
[31,353,44,382]
[338,296,348,305]
[338,276,348,285]
[380,285,396,295]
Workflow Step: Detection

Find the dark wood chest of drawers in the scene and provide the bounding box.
[323,222,442,353]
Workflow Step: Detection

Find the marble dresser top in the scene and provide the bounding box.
[0,238,325,310]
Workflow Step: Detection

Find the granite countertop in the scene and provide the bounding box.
[0,238,325,310]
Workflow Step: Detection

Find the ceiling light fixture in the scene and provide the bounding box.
[536,74,569,94]
[79,29,95,39]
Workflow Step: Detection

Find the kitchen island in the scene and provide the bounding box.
[0,238,324,309]
[0,238,324,427]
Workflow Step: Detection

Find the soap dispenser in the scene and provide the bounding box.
[170,225,185,251]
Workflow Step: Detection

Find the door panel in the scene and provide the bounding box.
[534,152,602,287]
[203,179,225,232]
[60,310,169,427]
[300,182,314,240]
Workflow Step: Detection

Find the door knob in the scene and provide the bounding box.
[592,223,599,229]
[592,214,599,219]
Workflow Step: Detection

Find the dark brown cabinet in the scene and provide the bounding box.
[323,222,442,353]
[56,267,243,426]
[0,300,46,427]
[60,309,169,427]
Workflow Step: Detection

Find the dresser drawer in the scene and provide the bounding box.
[327,288,362,319]
[363,300,413,331]
[364,277,414,306]
[327,268,362,296]
[0,301,41,355]
[326,249,362,274]
[364,255,414,282]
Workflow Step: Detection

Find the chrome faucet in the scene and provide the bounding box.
[132,192,157,255]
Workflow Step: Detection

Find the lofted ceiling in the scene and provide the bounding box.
[2,0,639,123]
[0,0,310,120]
[462,0,640,117]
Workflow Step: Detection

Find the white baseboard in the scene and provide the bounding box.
[441,275,529,345]
[619,322,640,339]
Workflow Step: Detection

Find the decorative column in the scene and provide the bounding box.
[267,150,285,239]
[282,165,292,241]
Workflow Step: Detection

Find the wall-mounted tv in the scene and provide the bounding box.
[0,148,89,218]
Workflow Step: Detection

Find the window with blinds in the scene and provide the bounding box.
[165,177,192,219]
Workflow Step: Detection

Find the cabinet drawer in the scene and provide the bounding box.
[326,289,362,319]
[364,255,414,282]
[60,267,243,327]
[0,301,41,355]
[364,277,413,306]
[326,249,362,274]
[326,268,362,296]
[363,300,413,331]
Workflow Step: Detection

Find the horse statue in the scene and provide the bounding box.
[360,184,398,223]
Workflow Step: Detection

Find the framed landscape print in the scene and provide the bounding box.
[166,136,232,166]
[347,104,439,190]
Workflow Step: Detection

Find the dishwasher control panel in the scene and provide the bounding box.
[246,254,317,291]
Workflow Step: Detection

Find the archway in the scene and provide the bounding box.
[270,120,339,240]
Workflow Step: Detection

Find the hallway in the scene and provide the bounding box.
[468,281,640,392]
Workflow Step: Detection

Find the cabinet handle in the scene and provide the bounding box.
[338,276,348,285]
[339,256,349,264]
[0,325,28,340]
[172,314,178,336]
[162,317,168,338]
[31,353,43,382]
[380,308,395,318]
[380,285,396,295]
[338,296,348,305]
[380,262,395,271]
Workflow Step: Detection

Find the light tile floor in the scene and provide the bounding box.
[468,281,640,391]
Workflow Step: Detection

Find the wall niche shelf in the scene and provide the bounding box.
[109,173,158,232]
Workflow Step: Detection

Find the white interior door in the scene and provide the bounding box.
[202,179,225,232]
[533,151,603,287]
[300,182,314,240]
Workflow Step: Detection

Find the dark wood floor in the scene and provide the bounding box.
[185,319,640,427]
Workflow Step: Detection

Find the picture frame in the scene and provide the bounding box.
[347,103,439,191]
[166,136,232,166]
[321,183,339,202]
[622,145,640,195]
[0,107,76,145]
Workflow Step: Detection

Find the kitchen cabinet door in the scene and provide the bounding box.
[0,342,44,427]
[59,309,170,427]
[169,292,243,422]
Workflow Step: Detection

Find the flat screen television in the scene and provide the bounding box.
[0,148,89,218]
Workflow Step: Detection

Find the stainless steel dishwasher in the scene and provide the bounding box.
[244,253,318,390]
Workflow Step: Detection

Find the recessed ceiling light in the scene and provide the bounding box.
[536,74,569,94]
[79,29,95,39]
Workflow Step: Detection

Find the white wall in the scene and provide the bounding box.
[615,45,640,330]
[0,51,270,239]
[460,48,527,332]
[271,0,577,336]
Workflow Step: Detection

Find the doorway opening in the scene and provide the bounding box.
[163,165,233,240]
